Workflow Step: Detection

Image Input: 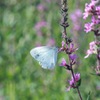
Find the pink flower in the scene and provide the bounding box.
[69,43,78,53]
[96,6,100,18]
[60,58,67,66]
[74,73,80,81]
[69,79,74,87]
[74,25,81,31]
[47,38,55,46]
[90,41,97,50]
[59,41,65,51]
[83,3,95,19]
[62,41,65,47]
[91,16,100,25]
[91,0,99,4]
[75,9,82,18]
[37,4,45,12]
[70,9,82,21]
[83,12,89,19]
[34,21,47,30]
[84,23,94,33]
[67,73,80,91]
[69,73,80,86]
[84,50,93,58]
[83,0,100,33]
[69,54,77,61]
[70,9,82,31]
[85,41,97,58]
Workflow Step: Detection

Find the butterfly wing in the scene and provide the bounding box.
[30,46,58,69]
[30,46,50,61]
[39,47,58,69]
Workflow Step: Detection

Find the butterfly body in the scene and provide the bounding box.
[30,46,58,69]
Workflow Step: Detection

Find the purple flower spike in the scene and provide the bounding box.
[69,54,77,61]
[60,58,67,66]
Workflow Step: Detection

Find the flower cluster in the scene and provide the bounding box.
[83,0,100,76]
[84,41,97,58]
[60,41,78,53]
[34,20,55,46]
[60,40,81,91]
[60,41,78,68]
[34,20,48,39]
[83,0,100,58]
[67,73,81,91]
[70,9,82,31]
[35,21,47,31]
[83,0,100,33]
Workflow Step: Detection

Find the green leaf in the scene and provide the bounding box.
[87,91,91,100]
[76,79,81,87]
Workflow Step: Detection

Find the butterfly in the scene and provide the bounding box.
[30,46,58,69]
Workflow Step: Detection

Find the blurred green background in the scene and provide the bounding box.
[0,0,100,100]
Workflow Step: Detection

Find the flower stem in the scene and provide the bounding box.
[70,67,75,81]
[76,87,83,100]
[60,0,83,100]
[70,60,82,100]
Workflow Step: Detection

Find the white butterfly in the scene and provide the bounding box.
[30,46,58,69]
